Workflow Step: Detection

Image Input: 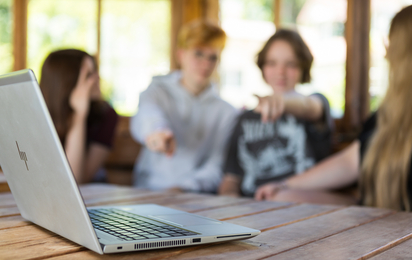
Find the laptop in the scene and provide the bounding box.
[0,69,260,254]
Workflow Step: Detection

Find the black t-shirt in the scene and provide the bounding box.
[87,103,119,149]
[357,112,412,206]
[224,93,333,197]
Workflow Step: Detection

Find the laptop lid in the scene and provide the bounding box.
[0,69,103,254]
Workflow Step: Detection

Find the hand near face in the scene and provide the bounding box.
[69,57,99,118]
[254,93,285,123]
[145,130,176,157]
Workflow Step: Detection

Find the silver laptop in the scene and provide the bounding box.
[0,69,260,254]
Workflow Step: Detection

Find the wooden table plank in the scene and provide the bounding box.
[227,203,342,231]
[0,171,9,193]
[47,206,393,260]
[168,195,253,212]
[155,207,394,260]
[194,200,294,220]
[0,215,27,229]
[36,201,309,260]
[0,233,83,260]
[368,237,412,259]
[1,184,411,260]
[0,191,292,260]
[266,211,412,260]
[0,192,16,207]
[0,206,20,217]
[0,225,63,246]
[0,195,309,260]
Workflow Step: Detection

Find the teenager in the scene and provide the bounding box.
[130,20,237,192]
[219,29,333,198]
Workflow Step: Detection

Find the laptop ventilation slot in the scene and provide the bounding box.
[134,239,186,250]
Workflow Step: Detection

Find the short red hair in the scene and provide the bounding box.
[177,20,226,50]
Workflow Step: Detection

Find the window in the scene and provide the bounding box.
[27,0,97,78]
[369,0,412,111]
[25,0,170,116]
[100,0,170,116]
[0,0,13,74]
[219,0,346,118]
[219,0,275,109]
[282,0,347,118]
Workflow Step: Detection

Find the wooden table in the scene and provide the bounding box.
[1,184,412,259]
[0,170,9,192]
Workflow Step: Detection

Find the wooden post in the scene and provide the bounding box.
[343,0,371,132]
[96,0,101,65]
[170,0,220,70]
[274,0,281,28]
[12,0,28,71]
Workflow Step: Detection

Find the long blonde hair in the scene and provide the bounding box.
[360,5,412,211]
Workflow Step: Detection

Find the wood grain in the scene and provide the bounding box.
[161,207,394,260]
[268,211,412,260]
[0,172,10,193]
[1,184,411,260]
[367,237,412,260]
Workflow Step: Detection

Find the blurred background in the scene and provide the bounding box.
[1,0,412,132]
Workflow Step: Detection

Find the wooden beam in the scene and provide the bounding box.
[12,0,28,71]
[96,0,101,66]
[170,0,220,70]
[274,0,281,28]
[343,0,370,132]
[203,0,219,24]
[171,0,183,70]
[182,0,202,24]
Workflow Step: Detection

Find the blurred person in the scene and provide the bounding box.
[253,5,412,211]
[40,49,118,183]
[219,29,333,198]
[130,20,237,192]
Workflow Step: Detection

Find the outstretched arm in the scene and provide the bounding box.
[255,91,324,123]
[130,84,175,156]
[255,141,360,200]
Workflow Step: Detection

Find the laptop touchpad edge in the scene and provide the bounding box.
[150,214,221,227]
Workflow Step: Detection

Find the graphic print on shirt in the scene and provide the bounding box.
[238,115,315,195]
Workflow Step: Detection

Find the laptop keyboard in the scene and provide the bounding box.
[88,208,198,241]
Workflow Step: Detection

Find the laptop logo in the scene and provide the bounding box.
[16,141,29,171]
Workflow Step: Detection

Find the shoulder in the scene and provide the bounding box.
[309,93,330,108]
[358,112,377,141]
[358,112,377,160]
[217,98,237,113]
[232,110,262,129]
[144,71,181,93]
[104,104,119,124]
[206,96,238,119]
[362,112,377,131]
[87,102,119,148]
[306,92,334,129]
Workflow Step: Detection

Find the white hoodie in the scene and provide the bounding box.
[130,71,238,192]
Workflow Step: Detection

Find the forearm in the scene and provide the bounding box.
[286,141,360,190]
[284,93,323,122]
[65,115,87,183]
[130,105,171,144]
[219,174,241,196]
[83,144,110,183]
